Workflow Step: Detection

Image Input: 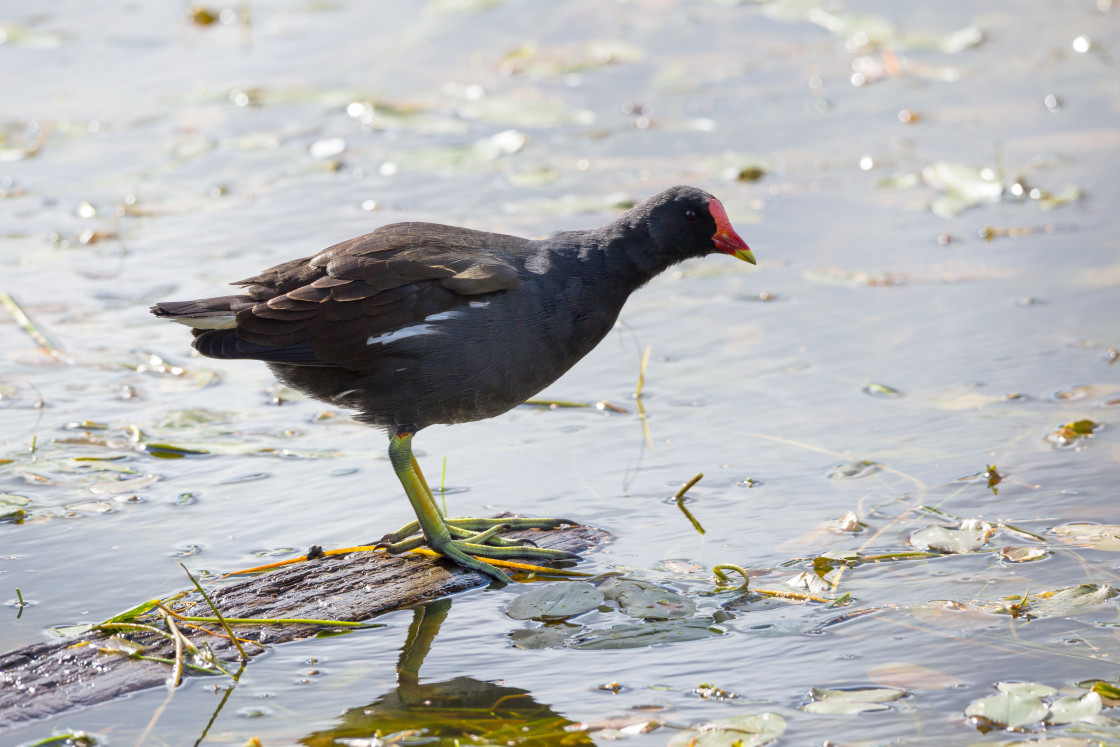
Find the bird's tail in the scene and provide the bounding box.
[150,296,253,330]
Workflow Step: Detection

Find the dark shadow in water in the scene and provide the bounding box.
[301,598,592,746]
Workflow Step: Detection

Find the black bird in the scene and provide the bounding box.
[152,185,755,583]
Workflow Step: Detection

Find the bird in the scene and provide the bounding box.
[152,185,755,583]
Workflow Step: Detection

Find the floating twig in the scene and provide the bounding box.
[673,473,703,501]
[635,345,654,450]
[673,473,705,534]
[0,292,74,364]
[159,607,185,689]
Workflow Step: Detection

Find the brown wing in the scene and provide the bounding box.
[227,222,527,369]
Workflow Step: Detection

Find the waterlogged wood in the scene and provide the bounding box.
[0,521,607,731]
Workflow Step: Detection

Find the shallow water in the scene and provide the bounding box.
[2,0,1119,744]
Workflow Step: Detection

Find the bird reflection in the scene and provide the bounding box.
[301,598,592,746]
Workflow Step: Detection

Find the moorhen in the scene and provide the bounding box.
[152,185,755,583]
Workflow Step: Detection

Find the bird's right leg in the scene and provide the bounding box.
[381,432,575,582]
[382,452,567,548]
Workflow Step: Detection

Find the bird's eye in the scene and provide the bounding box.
[684,209,698,221]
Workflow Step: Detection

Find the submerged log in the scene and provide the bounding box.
[0,521,608,731]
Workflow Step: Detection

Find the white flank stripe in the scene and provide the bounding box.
[365,308,467,346]
[169,315,237,329]
[366,324,436,346]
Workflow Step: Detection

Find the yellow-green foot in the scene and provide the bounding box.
[385,431,578,584]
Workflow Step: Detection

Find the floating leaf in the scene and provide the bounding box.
[88,474,159,496]
[1000,546,1049,563]
[506,581,604,621]
[1053,524,1120,552]
[1092,681,1120,704]
[0,493,31,506]
[910,524,990,553]
[65,500,114,514]
[965,691,1048,727]
[805,687,905,711]
[921,161,1003,218]
[786,572,831,595]
[1046,691,1102,724]
[801,685,904,712]
[1024,585,1116,619]
[667,712,786,747]
[598,578,695,620]
[1046,419,1100,446]
[809,686,906,703]
[833,512,862,532]
[0,505,26,522]
[509,624,583,650]
[998,682,1058,697]
[568,619,720,650]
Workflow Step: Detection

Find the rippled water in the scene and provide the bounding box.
[2,0,1119,744]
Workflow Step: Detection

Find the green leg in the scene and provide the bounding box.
[383,432,575,582]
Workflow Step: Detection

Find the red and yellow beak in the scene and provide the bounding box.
[709,198,756,265]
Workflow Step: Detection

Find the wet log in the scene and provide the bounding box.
[0,521,608,731]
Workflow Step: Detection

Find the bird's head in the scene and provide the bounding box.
[642,185,755,266]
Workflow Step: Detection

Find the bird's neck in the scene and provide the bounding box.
[577,214,670,295]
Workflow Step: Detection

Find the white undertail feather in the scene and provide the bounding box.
[168,315,238,330]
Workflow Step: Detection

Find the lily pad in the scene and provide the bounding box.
[568,619,720,650]
[509,624,584,650]
[598,578,695,620]
[667,712,786,747]
[506,581,604,621]
[809,686,907,703]
[803,686,904,714]
[0,493,31,506]
[1046,691,1102,724]
[965,691,1048,728]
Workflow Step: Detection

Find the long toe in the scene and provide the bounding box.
[449,541,577,561]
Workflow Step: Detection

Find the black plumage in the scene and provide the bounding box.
[153,185,754,582]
